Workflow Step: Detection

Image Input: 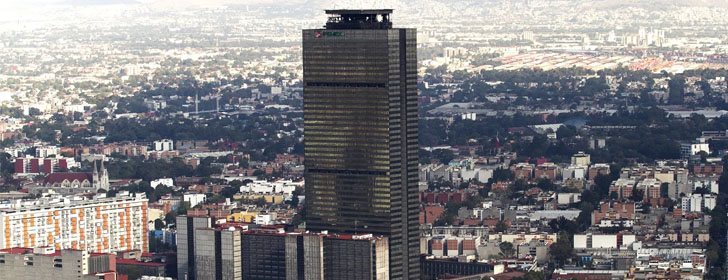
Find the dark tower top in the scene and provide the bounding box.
[324,9,393,29]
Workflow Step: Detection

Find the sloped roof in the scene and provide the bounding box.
[43,173,93,184]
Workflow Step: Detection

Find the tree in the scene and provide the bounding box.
[549,217,579,235]
[536,178,555,191]
[289,188,301,207]
[499,241,515,258]
[609,191,618,200]
[550,232,574,268]
[0,152,14,179]
[220,186,238,198]
[28,107,41,116]
[511,271,546,280]
[154,219,164,230]
[664,198,676,211]
[660,183,670,198]
[291,213,304,226]
[556,125,577,139]
[630,187,644,202]
[432,149,455,165]
[706,206,727,279]
[668,76,685,104]
[206,194,226,204]
[495,220,508,233]
[164,202,190,227]
[491,168,515,182]
[693,187,711,195]
[593,174,613,199]
[230,180,244,188]
[254,197,267,207]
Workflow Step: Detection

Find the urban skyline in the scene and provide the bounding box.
[0,1,727,280]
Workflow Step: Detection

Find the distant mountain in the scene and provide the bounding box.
[63,0,140,5]
[134,0,728,12]
[145,0,307,10]
[578,0,728,9]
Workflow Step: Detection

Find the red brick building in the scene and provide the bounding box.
[694,164,723,176]
[419,205,445,224]
[592,201,635,225]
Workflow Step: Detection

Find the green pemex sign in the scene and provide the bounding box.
[315,31,344,38]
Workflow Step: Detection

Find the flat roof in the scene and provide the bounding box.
[116,259,165,267]
[325,9,393,15]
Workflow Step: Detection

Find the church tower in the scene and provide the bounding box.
[92,160,110,191]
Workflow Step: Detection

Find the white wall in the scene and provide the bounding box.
[592,235,618,249]
[183,193,206,208]
[622,235,636,248]
[573,235,587,249]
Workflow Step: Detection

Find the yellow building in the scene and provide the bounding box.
[235,193,286,204]
[227,211,259,223]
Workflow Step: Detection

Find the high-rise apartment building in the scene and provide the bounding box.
[303,9,419,279]
[0,192,148,253]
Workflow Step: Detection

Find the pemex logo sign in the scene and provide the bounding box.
[315,31,344,38]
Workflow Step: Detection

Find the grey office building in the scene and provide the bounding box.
[242,231,287,280]
[193,227,243,280]
[303,9,420,279]
[176,215,212,280]
[285,233,390,280]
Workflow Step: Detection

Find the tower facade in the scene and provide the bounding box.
[92,160,110,191]
[303,9,419,279]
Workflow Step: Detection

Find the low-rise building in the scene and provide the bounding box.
[573,233,636,249]
[0,247,119,279]
[681,194,716,213]
[592,201,635,225]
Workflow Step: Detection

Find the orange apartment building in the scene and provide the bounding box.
[0,193,148,253]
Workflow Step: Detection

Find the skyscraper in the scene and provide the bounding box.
[303,9,419,279]
[177,215,212,280]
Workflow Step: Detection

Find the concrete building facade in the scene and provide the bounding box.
[0,193,147,253]
[0,247,118,280]
[176,215,212,280]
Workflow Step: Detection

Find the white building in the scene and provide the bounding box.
[153,139,174,151]
[692,177,719,194]
[239,180,302,197]
[557,193,581,205]
[183,193,206,208]
[680,138,709,161]
[35,146,60,158]
[460,167,494,183]
[571,152,591,166]
[574,234,636,249]
[254,213,278,225]
[597,219,634,228]
[681,194,716,213]
[150,178,174,189]
[529,210,581,221]
[562,165,587,180]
